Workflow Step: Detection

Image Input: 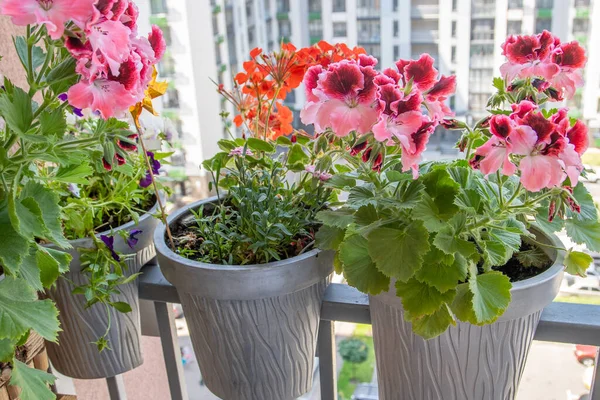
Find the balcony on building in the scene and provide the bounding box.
[357,0,381,19]
[411,4,439,19]
[471,1,496,18]
[150,0,168,16]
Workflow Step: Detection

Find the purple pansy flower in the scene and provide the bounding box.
[126,229,143,249]
[139,151,161,188]
[100,234,120,262]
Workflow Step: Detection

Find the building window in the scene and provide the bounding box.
[393,20,399,37]
[248,26,256,48]
[308,0,321,12]
[150,0,168,14]
[451,21,457,37]
[309,20,323,38]
[575,0,590,7]
[535,18,552,33]
[164,87,180,109]
[507,20,522,35]
[452,0,458,11]
[471,19,494,41]
[393,0,399,11]
[277,0,290,13]
[246,1,252,20]
[279,19,291,37]
[393,45,399,60]
[508,0,523,8]
[536,0,553,8]
[362,44,381,60]
[449,95,456,112]
[333,22,347,37]
[357,20,380,43]
[597,98,600,113]
[573,18,589,35]
[333,0,346,12]
[451,46,457,63]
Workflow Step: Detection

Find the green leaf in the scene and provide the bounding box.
[396,179,425,209]
[410,304,456,339]
[325,174,356,189]
[421,168,460,219]
[39,110,66,137]
[339,235,390,295]
[110,302,133,313]
[353,204,378,226]
[152,151,175,160]
[348,186,377,207]
[515,247,551,268]
[10,360,56,400]
[15,36,45,71]
[21,182,70,248]
[18,250,43,291]
[367,222,430,282]
[415,249,467,293]
[565,218,600,252]
[54,163,93,184]
[446,165,475,188]
[9,195,46,239]
[287,144,309,164]
[46,57,77,95]
[36,247,69,288]
[0,204,30,273]
[315,225,345,251]
[276,136,292,146]
[450,283,477,324]
[481,240,511,267]
[0,87,33,135]
[0,277,60,341]
[0,338,15,362]
[570,183,598,221]
[564,250,593,277]
[535,206,565,233]
[489,228,522,252]
[433,226,477,259]
[412,193,446,232]
[469,271,512,324]
[492,77,505,92]
[454,189,481,214]
[395,278,456,317]
[316,209,355,229]
[247,137,275,153]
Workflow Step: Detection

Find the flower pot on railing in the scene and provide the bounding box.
[44,200,160,379]
[154,197,333,400]
[369,228,564,400]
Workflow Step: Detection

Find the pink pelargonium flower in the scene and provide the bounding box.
[300,60,379,137]
[423,75,456,121]
[148,24,167,61]
[1,0,97,39]
[86,19,132,76]
[499,30,560,82]
[550,41,587,99]
[399,120,436,178]
[67,77,139,119]
[396,54,439,91]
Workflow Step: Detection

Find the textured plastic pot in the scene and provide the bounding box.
[369,228,564,400]
[154,197,334,400]
[45,200,160,379]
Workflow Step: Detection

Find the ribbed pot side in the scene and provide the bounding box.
[45,201,160,379]
[369,228,564,400]
[155,197,334,400]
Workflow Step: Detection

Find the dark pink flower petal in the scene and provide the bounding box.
[403,54,438,91]
[550,108,570,135]
[489,114,514,139]
[553,42,587,69]
[536,30,555,60]
[377,84,402,115]
[566,120,589,155]
[383,68,401,83]
[304,65,323,102]
[510,100,537,120]
[426,75,456,100]
[522,111,555,142]
[357,66,378,103]
[320,61,365,101]
[541,132,567,156]
[503,34,541,63]
[148,25,166,61]
[392,91,422,114]
[102,158,113,171]
[358,54,378,67]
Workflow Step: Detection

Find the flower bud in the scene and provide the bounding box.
[291,133,297,143]
[362,147,373,162]
[548,200,556,222]
[532,78,550,92]
[350,141,368,156]
[441,118,467,130]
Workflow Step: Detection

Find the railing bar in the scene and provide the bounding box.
[591,349,600,400]
[154,301,189,400]
[106,375,127,400]
[318,320,337,400]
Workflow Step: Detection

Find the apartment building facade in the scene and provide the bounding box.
[137,0,600,170]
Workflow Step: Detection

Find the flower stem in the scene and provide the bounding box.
[135,124,176,251]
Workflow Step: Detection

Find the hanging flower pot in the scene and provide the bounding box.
[45,200,160,379]
[155,197,334,400]
[369,228,564,400]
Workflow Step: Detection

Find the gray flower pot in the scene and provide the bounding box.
[45,200,160,379]
[369,228,564,400]
[154,197,334,400]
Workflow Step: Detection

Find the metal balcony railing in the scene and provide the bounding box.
[410,5,439,18]
[412,30,440,43]
[78,261,600,400]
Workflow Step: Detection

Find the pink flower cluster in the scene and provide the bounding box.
[300,54,455,177]
[470,101,588,192]
[1,0,166,119]
[500,30,586,100]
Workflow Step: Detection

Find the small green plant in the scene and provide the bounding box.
[339,337,369,382]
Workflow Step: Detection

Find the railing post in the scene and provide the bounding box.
[154,301,189,400]
[590,348,600,400]
[106,375,127,400]
[318,320,337,400]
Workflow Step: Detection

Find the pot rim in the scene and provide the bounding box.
[153,195,322,271]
